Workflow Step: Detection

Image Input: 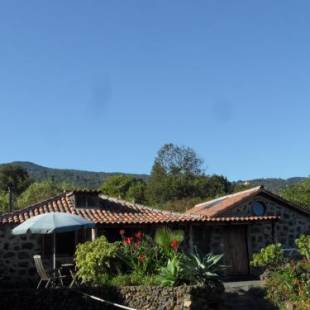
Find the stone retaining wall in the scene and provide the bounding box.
[115,283,223,309]
[0,284,224,310]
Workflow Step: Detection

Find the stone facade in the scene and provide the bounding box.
[0,224,41,283]
[222,194,310,251]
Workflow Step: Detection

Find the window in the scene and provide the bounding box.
[252,201,266,216]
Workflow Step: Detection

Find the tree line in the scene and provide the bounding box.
[0,143,309,213]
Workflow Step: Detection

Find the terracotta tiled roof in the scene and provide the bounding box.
[187,185,310,217]
[0,190,280,225]
[0,192,204,225]
[200,216,280,222]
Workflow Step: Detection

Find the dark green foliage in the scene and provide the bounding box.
[0,191,9,213]
[100,175,146,204]
[146,144,232,207]
[296,234,310,259]
[250,243,285,271]
[280,178,310,209]
[251,238,310,309]
[0,164,32,195]
[16,180,72,209]
[266,260,310,309]
[154,143,204,176]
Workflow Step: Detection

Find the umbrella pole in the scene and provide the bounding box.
[53,233,56,271]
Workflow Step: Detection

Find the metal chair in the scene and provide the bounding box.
[33,255,65,289]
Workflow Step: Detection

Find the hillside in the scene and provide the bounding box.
[0,161,148,189]
[0,161,306,192]
[236,177,307,193]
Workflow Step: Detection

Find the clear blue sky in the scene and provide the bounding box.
[1,1,310,181]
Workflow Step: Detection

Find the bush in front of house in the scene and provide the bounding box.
[74,227,224,288]
[266,259,310,310]
[296,234,310,260]
[251,234,310,310]
[250,243,285,271]
[75,236,122,285]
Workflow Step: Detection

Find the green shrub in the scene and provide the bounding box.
[75,236,121,285]
[266,260,310,309]
[250,243,285,271]
[296,234,310,260]
[183,251,224,285]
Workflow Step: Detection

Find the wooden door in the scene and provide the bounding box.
[224,226,249,276]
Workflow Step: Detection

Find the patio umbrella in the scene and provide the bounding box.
[12,212,95,270]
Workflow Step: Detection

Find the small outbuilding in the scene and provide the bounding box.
[186,186,310,277]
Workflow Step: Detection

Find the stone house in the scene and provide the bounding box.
[0,187,309,283]
[186,186,310,277]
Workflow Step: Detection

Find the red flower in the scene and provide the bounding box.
[138,254,145,262]
[170,239,179,251]
[123,237,133,245]
[135,240,142,249]
[119,229,125,236]
[135,231,144,239]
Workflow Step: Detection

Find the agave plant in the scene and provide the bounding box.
[156,256,183,287]
[183,249,224,285]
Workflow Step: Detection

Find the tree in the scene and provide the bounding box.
[16,180,63,209]
[100,175,147,204]
[0,191,9,214]
[0,165,32,195]
[154,144,204,176]
[186,174,231,200]
[146,144,234,209]
[280,178,310,209]
[146,144,205,205]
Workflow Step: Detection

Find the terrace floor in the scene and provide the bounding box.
[221,280,276,310]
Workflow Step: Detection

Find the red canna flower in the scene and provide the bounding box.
[123,237,133,246]
[170,239,179,251]
[135,240,142,249]
[135,231,144,239]
[138,254,145,262]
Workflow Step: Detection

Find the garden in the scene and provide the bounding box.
[73,227,225,309]
[251,234,310,310]
[75,227,224,288]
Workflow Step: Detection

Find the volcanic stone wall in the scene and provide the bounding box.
[226,195,310,249]
[0,285,224,310]
[0,225,41,284]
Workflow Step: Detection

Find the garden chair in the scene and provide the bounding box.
[33,255,65,289]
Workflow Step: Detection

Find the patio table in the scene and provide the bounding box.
[59,263,77,288]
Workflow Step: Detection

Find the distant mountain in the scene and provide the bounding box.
[235,177,307,193]
[0,161,149,189]
[0,161,307,192]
